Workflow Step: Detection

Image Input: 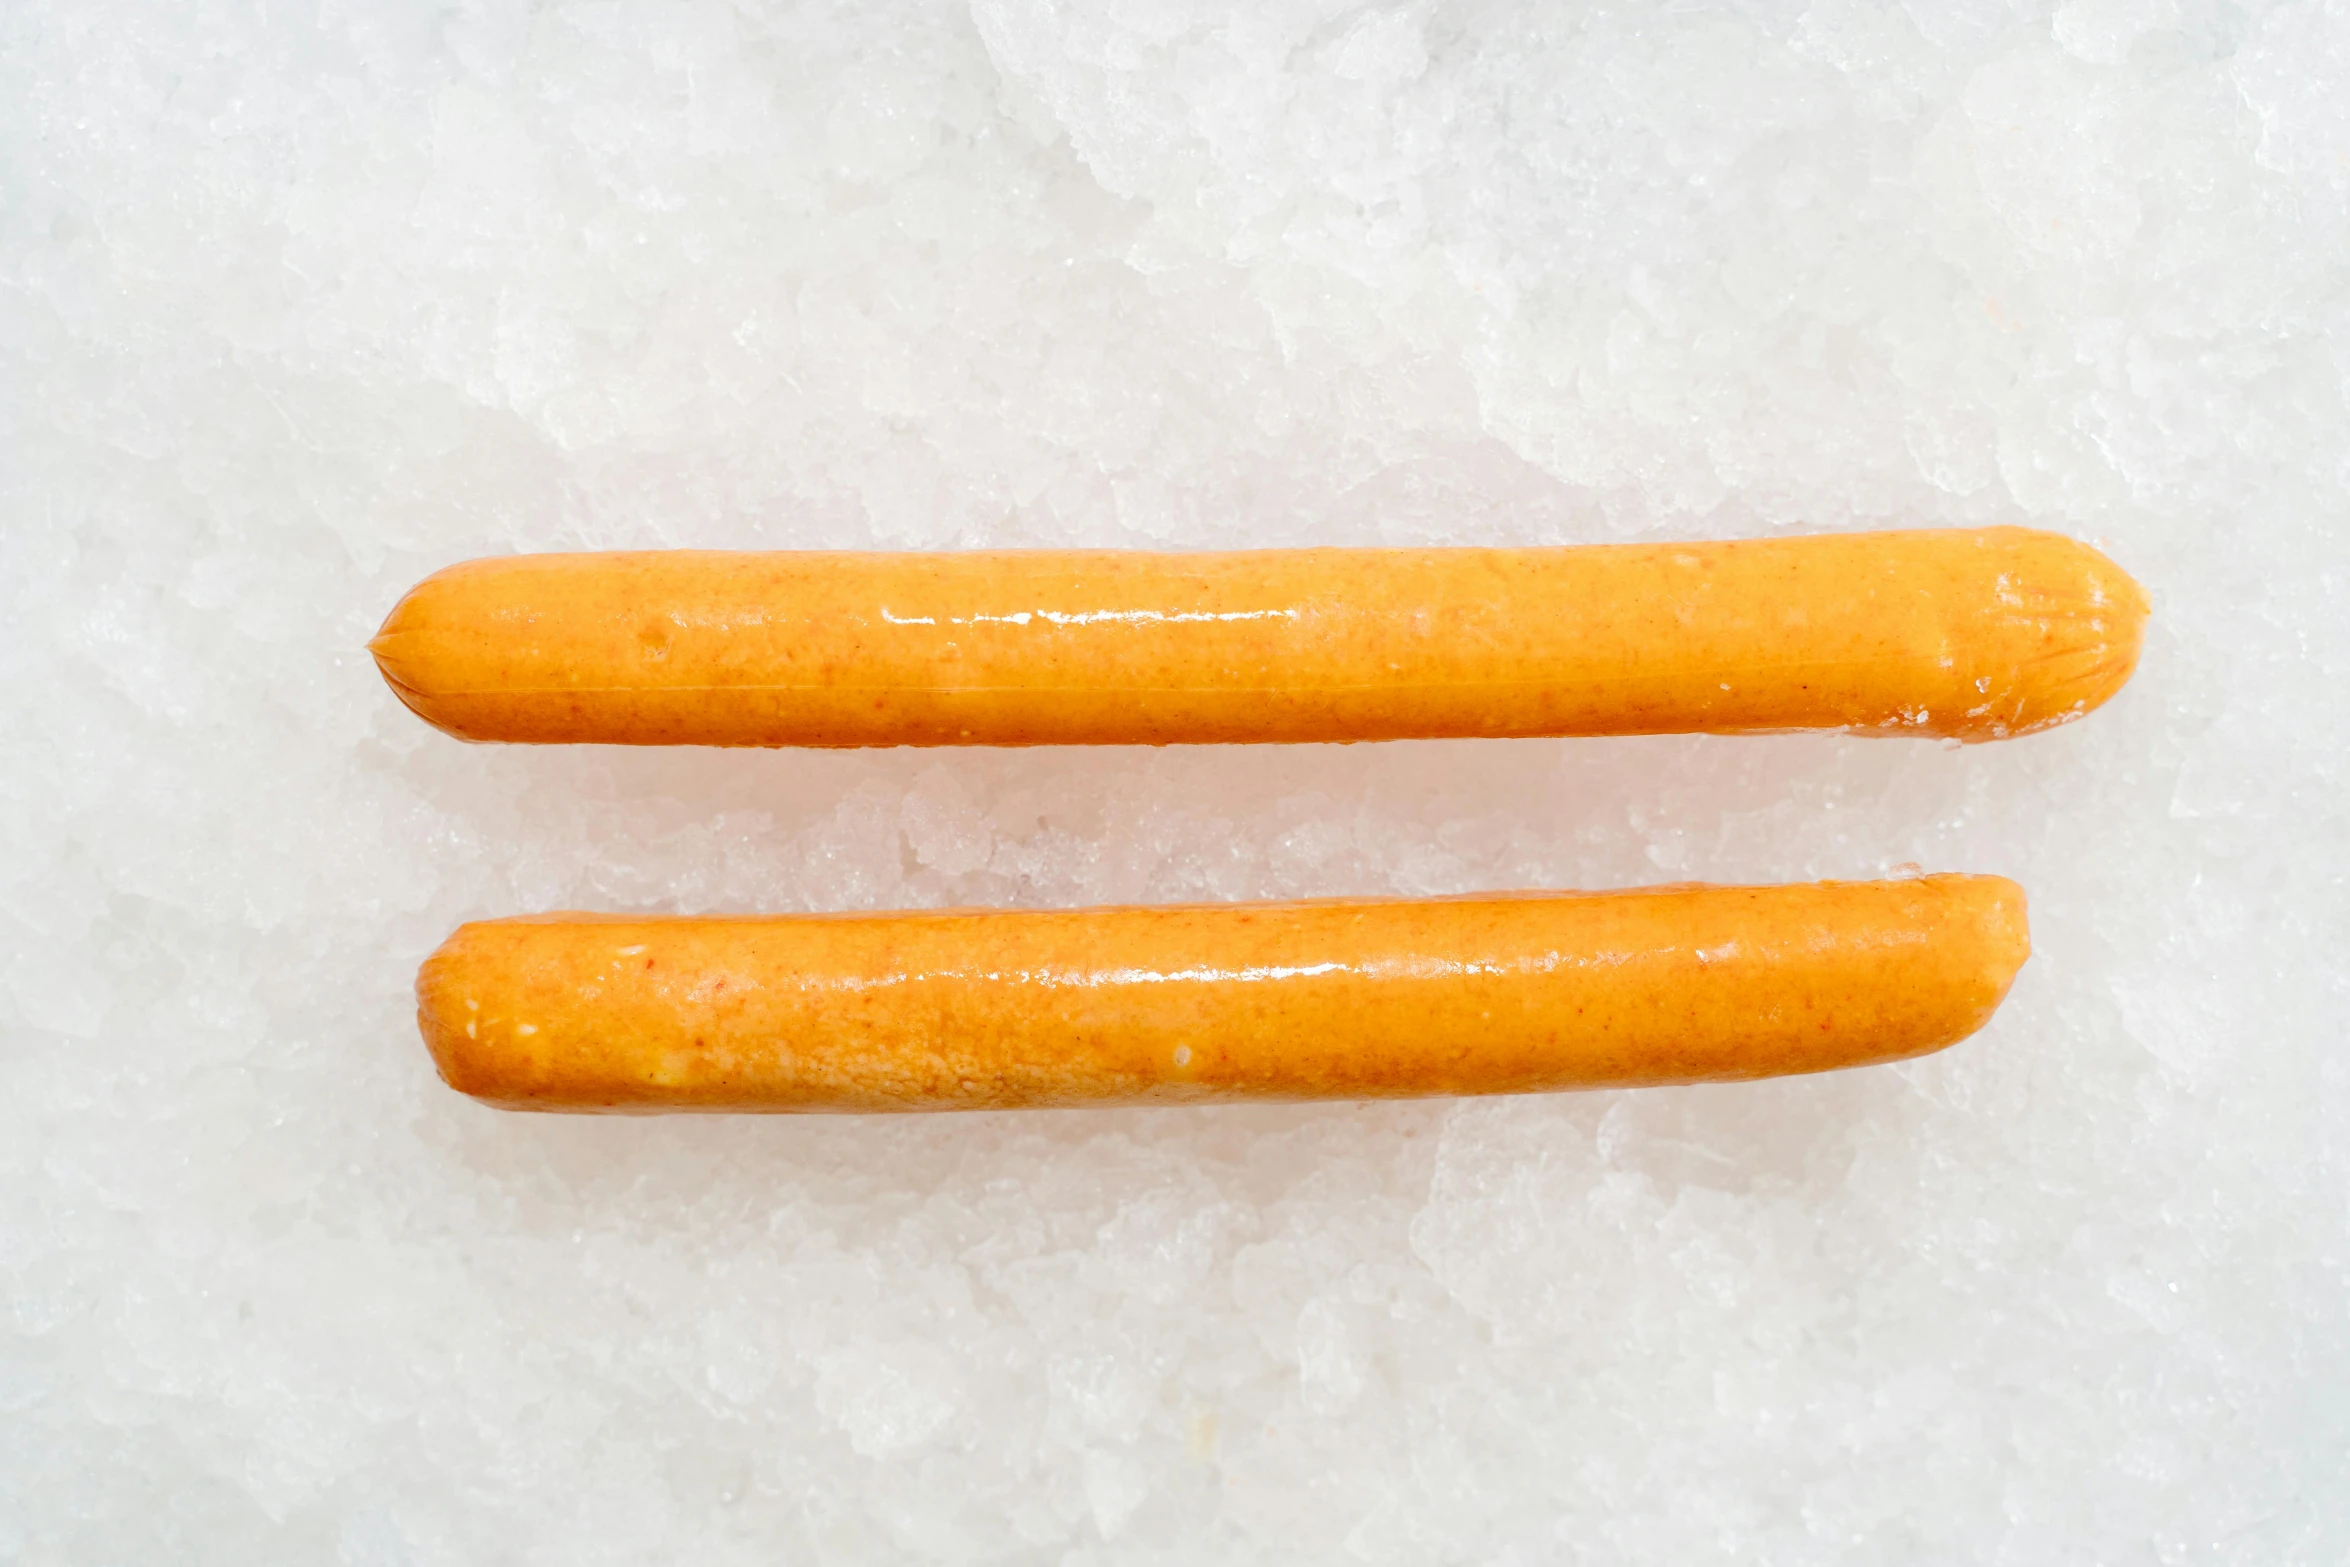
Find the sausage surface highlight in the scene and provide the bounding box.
[369,528,2147,748]
[417,876,2029,1113]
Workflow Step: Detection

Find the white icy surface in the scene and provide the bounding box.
[3,1,2345,1559]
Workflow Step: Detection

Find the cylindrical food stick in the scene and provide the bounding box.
[370,527,2146,748]
[417,876,2029,1113]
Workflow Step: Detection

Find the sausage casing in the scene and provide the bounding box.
[370,528,2147,748]
[416,876,2030,1113]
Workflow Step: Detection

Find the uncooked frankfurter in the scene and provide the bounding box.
[370,527,2146,748]
[417,876,2029,1113]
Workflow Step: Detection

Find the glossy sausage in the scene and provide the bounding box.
[369,527,2147,748]
[416,875,2029,1113]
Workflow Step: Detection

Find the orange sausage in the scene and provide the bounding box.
[417,876,2029,1113]
[370,527,2146,748]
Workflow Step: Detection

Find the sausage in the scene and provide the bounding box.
[368,527,2147,748]
[415,875,2029,1113]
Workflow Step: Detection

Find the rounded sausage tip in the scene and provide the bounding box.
[369,588,471,739]
[1961,874,2031,1037]
[414,924,508,1104]
[1974,534,2151,740]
